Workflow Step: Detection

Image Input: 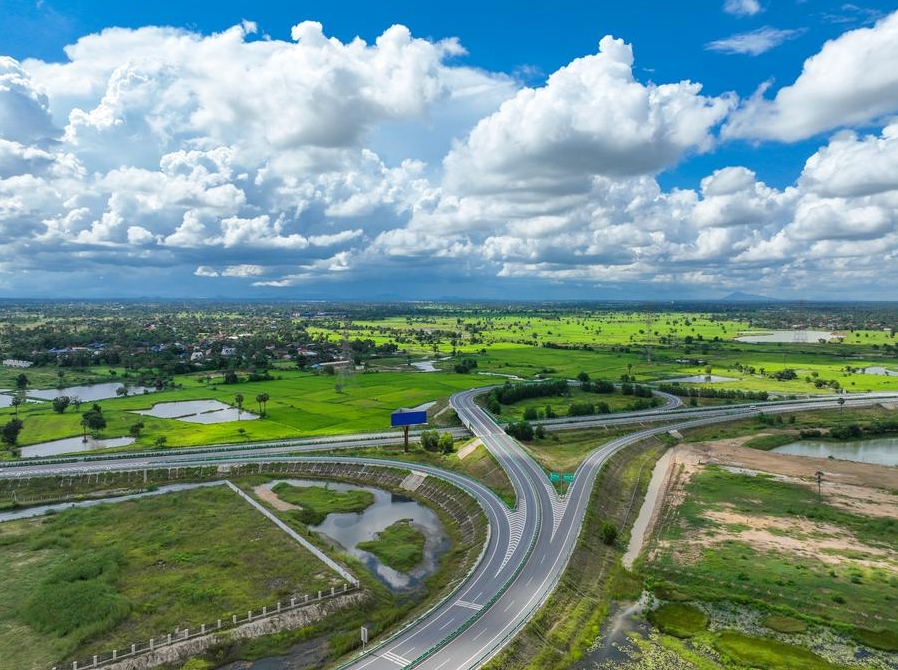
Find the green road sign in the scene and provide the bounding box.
[562,473,574,483]
[549,472,560,482]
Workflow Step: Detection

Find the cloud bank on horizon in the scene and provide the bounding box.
[1,4,898,300]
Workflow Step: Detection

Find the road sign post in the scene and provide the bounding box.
[562,472,574,496]
[361,625,368,650]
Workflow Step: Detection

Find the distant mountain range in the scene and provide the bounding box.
[718,291,781,302]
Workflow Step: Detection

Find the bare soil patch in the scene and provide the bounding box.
[679,435,898,518]
[700,507,898,568]
[253,485,300,511]
[635,436,898,568]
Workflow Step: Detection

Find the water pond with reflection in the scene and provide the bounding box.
[263,479,449,592]
[735,330,835,343]
[134,399,258,423]
[26,382,156,402]
[772,436,898,466]
[19,435,136,459]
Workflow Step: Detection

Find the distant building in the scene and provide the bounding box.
[312,359,351,369]
[2,359,33,368]
[221,347,237,357]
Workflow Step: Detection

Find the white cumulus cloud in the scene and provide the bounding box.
[724,11,898,141]
[444,36,735,196]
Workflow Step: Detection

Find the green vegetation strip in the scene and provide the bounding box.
[357,519,426,572]
[485,437,665,670]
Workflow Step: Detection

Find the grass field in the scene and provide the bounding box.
[3,306,898,457]
[519,425,670,474]
[0,485,343,670]
[647,465,898,629]
[0,462,490,669]
[634,458,898,670]
[1,369,484,452]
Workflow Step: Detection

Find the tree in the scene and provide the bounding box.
[129,421,145,437]
[438,432,454,454]
[505,421,534,441]
[223,370,239,384]
[81,404,107,434]
[420,429,440,452]
[837,397,845,412]
[52,396,71,414]
[10,395,22,418]
[577,371,590,385]
[15,373,28,390]
[115,385,128,397]
[255,393,269,416]
[234,394,244,410]
[1,419,24,446]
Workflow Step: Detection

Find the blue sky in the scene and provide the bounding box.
[1,1,897,300]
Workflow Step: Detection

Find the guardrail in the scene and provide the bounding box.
[56,583,357,670]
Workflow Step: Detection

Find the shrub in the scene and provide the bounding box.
[600,521,618,545]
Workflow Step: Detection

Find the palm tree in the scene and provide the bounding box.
[255,393,269,417]
[235,394,244,410]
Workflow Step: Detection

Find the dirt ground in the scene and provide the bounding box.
[669,434,898,516]
[636,435,898,568]
[253,485,300,511]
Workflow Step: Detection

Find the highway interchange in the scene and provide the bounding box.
[2,389,898,669]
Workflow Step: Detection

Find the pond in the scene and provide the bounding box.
[863,366,898,377]
[263,479,449,592]
[19,435,136,459]
[26,382,156,402]
[133,399,258,423]
[735,330,835,343]
[771,436,898,466]
[0,392,38,408]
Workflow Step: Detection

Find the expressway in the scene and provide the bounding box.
[3,390,898,669]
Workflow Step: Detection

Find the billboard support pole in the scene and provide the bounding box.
[403,425,410,452]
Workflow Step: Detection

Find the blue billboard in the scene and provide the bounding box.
[391,409,428,427]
